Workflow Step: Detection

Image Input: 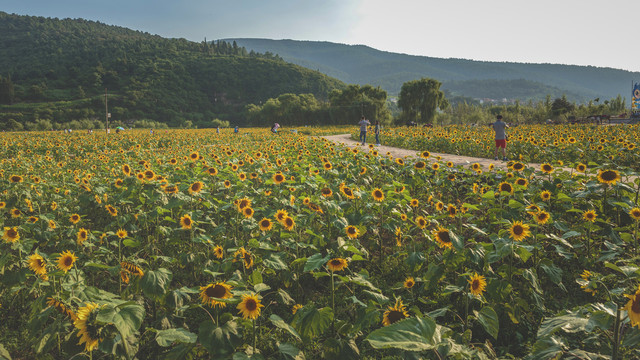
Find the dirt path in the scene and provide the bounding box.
[322,133,513,170]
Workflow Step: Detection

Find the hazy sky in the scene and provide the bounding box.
[3,0,639,72]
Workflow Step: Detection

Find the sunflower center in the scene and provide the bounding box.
[245,299,257,311]
[601,170,617,181]
[513,225,524,235]
[438,231,450,243]
[331,260,342,267]
[387,310,405,324]
[64,257,73,266]
[184,218,191,225]
[206,284,226,298]
[472,280,480,290]
[632,295,640,313]
[7,229,17,238]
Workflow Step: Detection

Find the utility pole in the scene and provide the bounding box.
[105,88,109,134]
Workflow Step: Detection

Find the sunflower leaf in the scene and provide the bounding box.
[475,306,499,339]
[291,306,334,341]
[269,314,301,341]
[303,253,331,272]
[198,320,242,357]
[141,268,173,298]
[365,316,438,351]
[155,328,197,347]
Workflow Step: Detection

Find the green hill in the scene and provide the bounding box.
[224,38,640,102]
[0,12,345,128]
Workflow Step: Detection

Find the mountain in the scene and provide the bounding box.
[223,38,640,102]
[0,12,345,128]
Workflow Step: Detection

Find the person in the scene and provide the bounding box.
[490,115,508,161]
[234,126,239,133]
[374,120,381,145]
[271,122,280,134]
[358,116,371,145]
[216,126,220,134]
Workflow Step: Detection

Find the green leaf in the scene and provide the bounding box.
[475,306,499,339]
[522,269,542,294]
[248,270,263,285]
[537,312,588,338]
[97,303,145,338]
[155,328,197,347]
[526,336,566,360]
[198,320,242,357]
[365,316,437,351]
[0,343,11,360]
[122,239,140,247]
[303,253,330,272]
[291,306,334,341]
[269,314,301,341]
[140,268,173,298]
[278,342,306,360]
[263,253,288,270]
[253,283,271,293]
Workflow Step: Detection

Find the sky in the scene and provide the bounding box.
[2,0,639,72]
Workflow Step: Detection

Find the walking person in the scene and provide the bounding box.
[490,115,509,161]
[358,116,371,145]
[374,120,381,145]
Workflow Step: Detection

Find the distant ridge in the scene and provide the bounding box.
[224,38,640,102]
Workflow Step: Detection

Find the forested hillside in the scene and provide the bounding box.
[0,12,345,129]
[225,38,640,102]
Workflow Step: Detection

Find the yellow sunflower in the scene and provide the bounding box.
[540,190,551,201]
[200,282,233,308]
[540,163,554,174]
[575,163,587,173]
[57,250,78,273]
[498,182,514,195]
[116,229,128,239]
[242,207,254,219]
[382,298,409,326]
[327,258,348,272]
[282,216,295,231]
[583,210,597,222]
[2,227,19,243]
[345,225,359,238]
[509,221,531,241]
[77,228,89,246]
[69,213,81,224]
[213,245,224,259]
[321,187,333,198]
[371,188,384,202]
[597,169,620,185]
[105,205,117,217]
[534,210,551,225]
[273,173,286,184]
[403,277,415,289]
[121,261,144,277]
[180,214,193,229]
[415,216,427,229]
[629,208,640,221]
[259,218,272,231]
[623,285,640,328]
[275,209,289,224]
[432,227,453,249]
[468,273,487,296]
[410,198,419,208]
[74,303,104,351]
[237,293,264,320]
[188,181,204,194]
[28,253,48,278]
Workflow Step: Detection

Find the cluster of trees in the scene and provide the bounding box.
[0,12,343,129]
[245,84,392,127]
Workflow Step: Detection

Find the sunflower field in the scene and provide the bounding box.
[359,124,640,169]
[1,127,640,359]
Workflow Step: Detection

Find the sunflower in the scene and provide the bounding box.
[0,202,5,209]
[414,161,426,170]
[382,298,409,326]
[372,188,384,202]
[432,227,453,249]
[540,163,554,174]
[340,186,356,200]
[509,221,531,241]
[57,250,78,273]
[48,220,56,229]
[597,169,620,185]
[583,210,597,222]
[579,270,596,295]
[431,162,440,170]
[180,214,193,229]
[435,201,444,211]
[28,253,48,278]
[540,190,551,201]
[77,228,89,246]
[420,151,430,159]
[105,205,117,217]
[512,162,525,171]
[498,182,514,195]
[403,277,415,289]
[575,163,587,173]
[256,217,272,232]
[74,302,104,352]
[321,187,333,198]
[534,210,551,225]
[395,158,405,166]
[327,258,348,272]
[273,173,286,184]
[9,175,23,183]
[526,204,541,215]
[200,282,233,308]
[237,197,252,211]
[447,204,457,218]
[629,208,640,221]
[283,216,295,231]
[275,209,289,224]
[121,261,144,277]
[345,225,359,238]
[164,185,178,194]
[415,216,427,229]
[122,164,132,177]
[189,151,199,161]
[468,273,487,296]
[292,304,303,314]
[116,229,128,239]
[3,227,19,243]
[188,181,204,194]
[395,186,406,193]
[69,213,81,224]
[515,178,528,187]
[623,286,640,328]
[210,245,223,260]
[207,167,218,176]
[240,206,254,219]
[223,180,232,188]
[47,297,77,320]
[410,198,419,208]
[237,293,264,320]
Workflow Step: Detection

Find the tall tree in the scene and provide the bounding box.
[398,78,448,124]
[0,75,15,105]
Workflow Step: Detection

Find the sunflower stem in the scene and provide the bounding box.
[612,306,621,360]
[252,318,257,352]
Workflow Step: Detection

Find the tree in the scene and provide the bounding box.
[0,75,15,104]
[551,95,575,116]
[398,78,448,125]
